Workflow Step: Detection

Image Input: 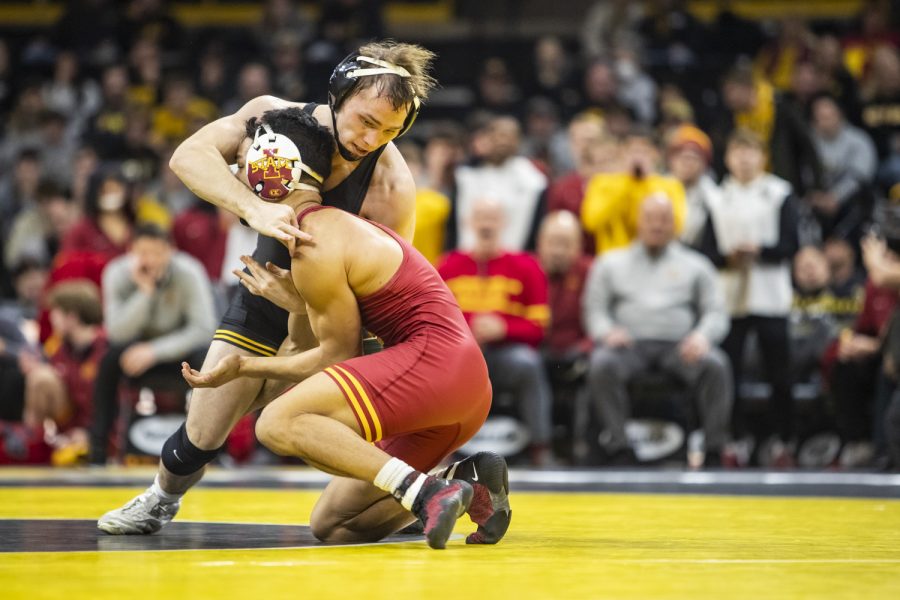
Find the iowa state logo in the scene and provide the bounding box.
[249,149,294,181]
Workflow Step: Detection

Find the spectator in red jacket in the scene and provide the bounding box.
[826,278,898,467]
[61,169,135,264]
[22,280,107,463]
[537,210,594,462]
[854,206,900,470]
[438,197,554,465]
[538,210,593,361]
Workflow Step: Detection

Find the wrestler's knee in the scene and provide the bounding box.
[308,511,385,544]
[309,512,341,542]
[185,383,255,450]
[255,405,301,456]
[185,402,227,451]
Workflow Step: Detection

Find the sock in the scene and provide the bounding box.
[150,474,183,504]
[374,457,428,511]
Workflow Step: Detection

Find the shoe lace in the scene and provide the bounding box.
[120,490,177,519]
[119,491,156,516]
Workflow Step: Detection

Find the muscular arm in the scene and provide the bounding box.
[359,142,416,241]
[285,311,317,351]
[236,243,362,382]
[169,95,306,247]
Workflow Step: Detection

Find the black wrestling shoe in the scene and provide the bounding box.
[442,452,511,544]
[411,476,473,550]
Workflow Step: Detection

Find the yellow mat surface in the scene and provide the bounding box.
[1,485,899,599]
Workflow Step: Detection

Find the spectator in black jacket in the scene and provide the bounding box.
[710,64,824,199]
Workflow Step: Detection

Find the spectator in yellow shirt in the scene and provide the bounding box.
[397,140,451,265]
[580,127,685,254]
[151,76,217,151]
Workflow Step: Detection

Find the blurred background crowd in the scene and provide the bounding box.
[2,0,900,471]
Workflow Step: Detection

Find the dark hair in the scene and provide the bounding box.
[245,107,335,186]
[17,147,40,163]
[40,109,67,126]
[46,279,102,326]
[626,124,658,145]
[84,168,136,222]
[11,256,47,279]
[466,109,496,134]
[723,63,756,88]
[810,92,843,115]
[36,178,69,203]
[427,122,465,146]
[133,222,171,243]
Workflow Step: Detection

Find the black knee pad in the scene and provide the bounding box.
[161,423,224,476]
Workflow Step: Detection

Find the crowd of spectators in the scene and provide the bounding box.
[2,0,900,470]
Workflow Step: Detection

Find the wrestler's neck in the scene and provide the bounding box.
[282,189,324,214]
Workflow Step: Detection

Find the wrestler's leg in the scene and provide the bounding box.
[97,341,266,535]
[158,341,265,493]
[255,372,472,548]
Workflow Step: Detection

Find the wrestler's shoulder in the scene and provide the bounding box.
[237,95,310,117]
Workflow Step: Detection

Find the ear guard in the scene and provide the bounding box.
[328,54,420,138]
[245,123,324,201]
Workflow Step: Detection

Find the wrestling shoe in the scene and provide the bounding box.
[442,452,511,544]
[411,476,473,550]
[97,488,180,535]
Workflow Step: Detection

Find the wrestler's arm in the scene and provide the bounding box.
[285,311,316,348]
[231,245,362,382]
[232,255,307,314]
[359,142,417,242]
[169,95,309,249]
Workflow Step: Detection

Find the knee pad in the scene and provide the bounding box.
[161,423,224,476]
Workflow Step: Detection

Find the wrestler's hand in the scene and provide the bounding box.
[181,354,243,388]
[244,201,313,255]
[233,255,307,314]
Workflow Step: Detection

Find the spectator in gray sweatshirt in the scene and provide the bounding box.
[583,193,732,467]
[90,223,216,464]
[808,94,877,244]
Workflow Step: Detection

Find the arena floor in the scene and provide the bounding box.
[1,467,899,599]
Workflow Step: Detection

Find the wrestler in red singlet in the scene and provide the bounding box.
[290,205,493,472]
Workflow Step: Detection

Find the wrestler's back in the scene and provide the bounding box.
[296,205,473,348]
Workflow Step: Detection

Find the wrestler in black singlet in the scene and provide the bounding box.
[214,103,387,356]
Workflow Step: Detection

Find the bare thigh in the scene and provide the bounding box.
[244,334,311,414]
[259,372,412,543]
[245,379,293,415]
[184,340,266,449]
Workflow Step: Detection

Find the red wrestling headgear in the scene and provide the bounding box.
[245,122,324,201]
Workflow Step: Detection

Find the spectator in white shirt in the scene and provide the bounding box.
[699,129,800,466]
